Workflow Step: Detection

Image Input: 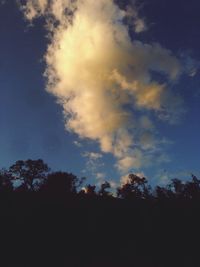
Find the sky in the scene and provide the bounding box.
[0,0,200,188]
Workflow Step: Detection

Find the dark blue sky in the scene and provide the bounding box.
[0,1,200,186]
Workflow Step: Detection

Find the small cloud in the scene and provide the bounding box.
[117,149,143,173]
[73,140,82,147]
[188,68,198,77]
[180,51,200,78]
[153,169,191,186]
[159,173,171,186]
[96,172,106,180]
[108,180,118,189]
[125,5,147,33]
[140,132,155,150]
[157,153,171,164]
[134,18,147,33]
[153,170,171,186]
[83,152,103,160]
[82,151,104,175]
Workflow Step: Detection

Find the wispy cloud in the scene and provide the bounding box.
[152,169,200,187]
[82,151,104,175]
[73,140,82,148]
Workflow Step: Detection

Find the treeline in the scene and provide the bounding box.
[0,159,200,267]
[0,158,200,201]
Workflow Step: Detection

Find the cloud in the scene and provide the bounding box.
[83,151,104,175]
[125,4,147,33]
[0,0,6,5]
[139,132,155,150]
[83,152,103,160]
[109,180,118,189]
[117,149,143,172]
[73,140,82,147]
[153,169,198,187]
[139,116,154,130]
[120,171,146,185]
[96,172,106,180]
[19,0,188,173]
[180,51,200,78]
[19,0,48,21]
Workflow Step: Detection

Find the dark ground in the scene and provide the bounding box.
[0,193,199,267]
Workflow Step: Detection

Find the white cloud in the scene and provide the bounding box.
[83,152,103,160]
[125,4,147,33]
[73,140,82,147]
[19,0,188,174]
[120,174,130,185]
[108,180,118,189]
[83,151,104,175]
[117,149,143,172]
[134,18,146,33]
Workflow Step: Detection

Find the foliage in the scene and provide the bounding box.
[117,174,151,199]
[0,159,199,201]
[98,181,111,197]
[42,171,85,194]
[0,159,199,267]
[8,159,49,191]
[0,169,13,192]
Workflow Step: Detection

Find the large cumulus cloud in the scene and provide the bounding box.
[19,0,185,173]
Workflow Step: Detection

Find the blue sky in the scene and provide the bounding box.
[0,0,200,187]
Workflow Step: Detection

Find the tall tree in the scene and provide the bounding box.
[117,174,151,199]
[9,159,49,191]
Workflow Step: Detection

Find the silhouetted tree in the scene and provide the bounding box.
[155,176,200,200]
[84,184,96,196]
[0,158,199,267]
[42,171,85,194]
[168,178,185,199]
[171,178,184,194]
[155,185,174,199]
[9,159,49,191]
[184,174,200,199]
[0,169,13,193]
[98,181,112,197]
[117,174,150,199]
